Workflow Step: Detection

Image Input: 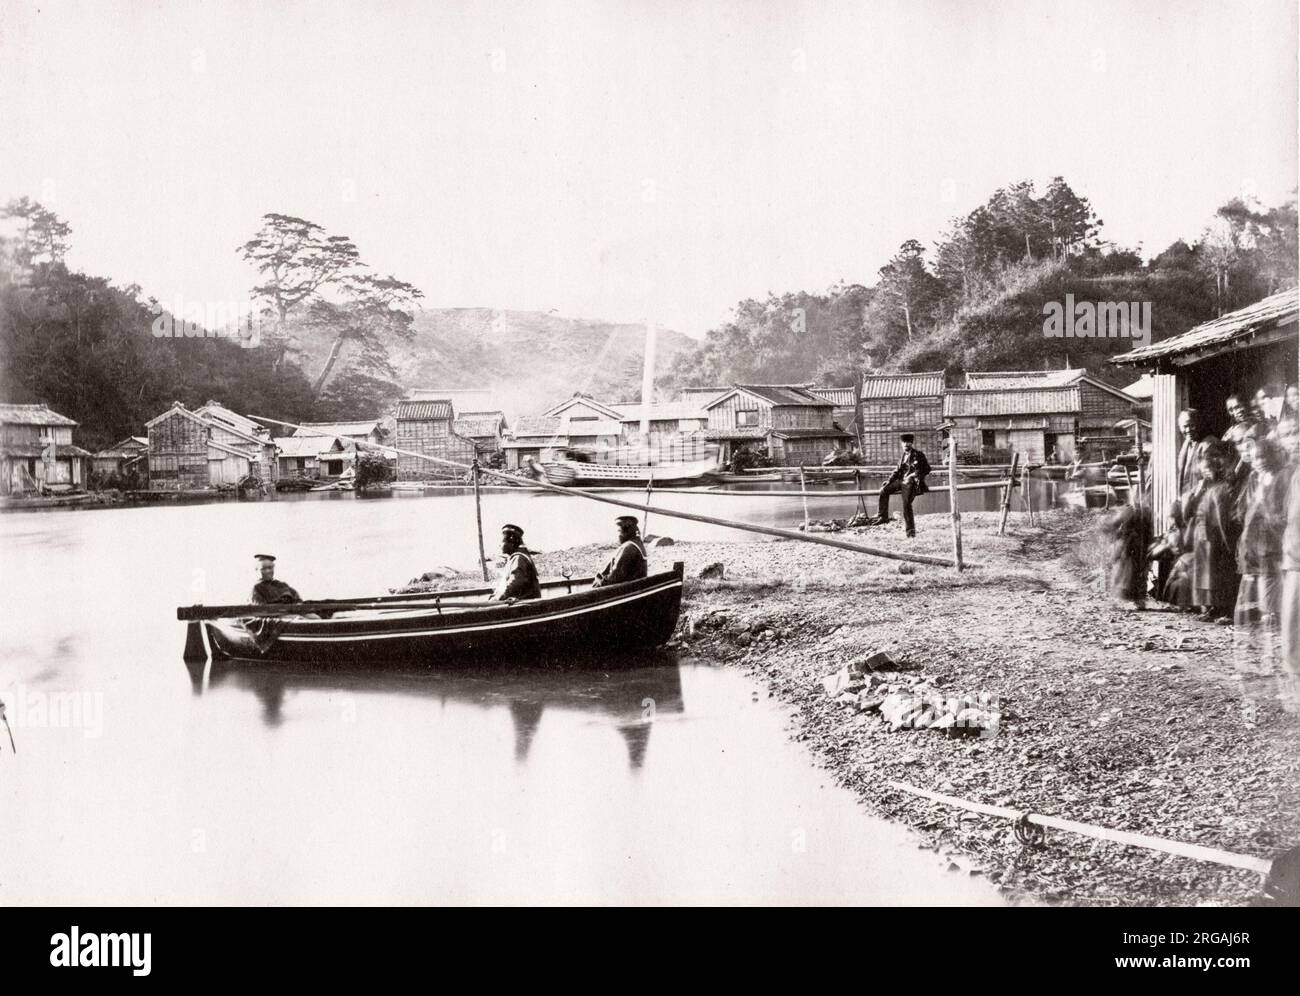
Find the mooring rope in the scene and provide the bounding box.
[251,415,976,569]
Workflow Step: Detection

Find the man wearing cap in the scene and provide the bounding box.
[875,434,930,538]
[591,516,648,588]
[489,524,541,601]
[250,554,302,604]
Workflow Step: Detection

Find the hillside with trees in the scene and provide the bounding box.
[664,178,1298,392]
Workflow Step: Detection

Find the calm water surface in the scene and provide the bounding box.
[0,495,1005,904]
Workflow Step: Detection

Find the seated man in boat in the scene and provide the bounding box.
[591,516,648,588]
[250,554,302,604]
[489,523,542,601]
[874,433,931,538]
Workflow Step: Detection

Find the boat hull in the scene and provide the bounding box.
[204,564,685,666]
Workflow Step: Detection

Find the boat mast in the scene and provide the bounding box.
[640,320,656,439]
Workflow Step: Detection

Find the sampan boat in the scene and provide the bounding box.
[182,563,684,665]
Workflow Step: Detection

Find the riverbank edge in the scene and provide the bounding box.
[399,508,1299,906]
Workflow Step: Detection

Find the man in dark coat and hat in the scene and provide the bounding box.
[591,516,648,587]
[489,524,542,601]
[250,554,302,604]
[875,434,931,538]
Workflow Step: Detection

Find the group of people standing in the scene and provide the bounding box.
[1152,383,1300,692]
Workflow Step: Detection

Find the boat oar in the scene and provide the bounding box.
[177,598,513,621]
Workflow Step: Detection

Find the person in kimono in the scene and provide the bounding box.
[1233,432,1291,676]
[1191,443,1239,618]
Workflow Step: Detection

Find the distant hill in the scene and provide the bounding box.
[280,307,697,416]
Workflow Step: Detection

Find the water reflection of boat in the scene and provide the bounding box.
[189,655,685,769]
[196,565,685,665]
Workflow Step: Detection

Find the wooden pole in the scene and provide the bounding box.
[472,458,489,581]
[799,465,810,530]
[998,451,1020,536]
[1133,423,1146,510]
[251,415,973,569]
[947,431,963,570]
[643,469,653,535]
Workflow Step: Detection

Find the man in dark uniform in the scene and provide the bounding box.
[489,524,542,601]
[875,433,931,538]
[591,516,648,587]
[250,554,302,604]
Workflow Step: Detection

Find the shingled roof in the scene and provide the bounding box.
[396,399,453,420]
[709,384,833,408]
[944,386,1082,417]
[1112,288,1299,366]
[964,369,1086,390]
[859,371,946,399]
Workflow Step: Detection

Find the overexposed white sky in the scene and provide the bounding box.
[1,0,1296,336]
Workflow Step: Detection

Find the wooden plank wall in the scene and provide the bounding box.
[1151,372,1182,532]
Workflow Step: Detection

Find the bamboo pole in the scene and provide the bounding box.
[889,780,1273,875]
[251,415,975,569]
[998,451,1020,536]
[472,459,489,581]
[947,432,963,570]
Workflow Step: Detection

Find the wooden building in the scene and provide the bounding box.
[91,436,148,479]
[0,403,92,495]
[294,419,385,447]
[541,394,624,449]
[394,399,477,480]
[1113,289,1298,531]
[145,402,277,490]
[833,371,946,464]
[943,369,1139,464]
[703,384,850,465]
[275,434,346,479]
[452,411,508,457]
[613,401,710,463]
[193,401,280,482]
[501,416,563,470]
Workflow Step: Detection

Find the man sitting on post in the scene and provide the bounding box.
[591,516,648,587]
[874,433,931,538]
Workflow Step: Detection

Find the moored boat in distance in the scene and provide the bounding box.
[539,445,722,488]
[180,563,685,666]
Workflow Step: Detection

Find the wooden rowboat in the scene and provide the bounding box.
[180,563,685,665]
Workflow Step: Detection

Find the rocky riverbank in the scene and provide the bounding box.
[402,509,1300,906]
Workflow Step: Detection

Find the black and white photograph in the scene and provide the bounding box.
[1,0,1298,929]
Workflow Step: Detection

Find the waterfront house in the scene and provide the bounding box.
[394,398,477,480]
[821,371,946,465]
[90,436,149,479]
[275,433,347,479]
[942,369,1139,464]
[703,384,851,466]
[1113,288,1299,531]
[292,419,389,476]
[294,419,386,447]
[0,403,92,495]
[193,401,280,482]
[452,411,508,458]
[541,394,624,449]
[614,401,711,463]
[145,402,278,490]
[501,416,564,470]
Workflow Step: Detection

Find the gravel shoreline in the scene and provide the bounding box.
[404,509,1299,906]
